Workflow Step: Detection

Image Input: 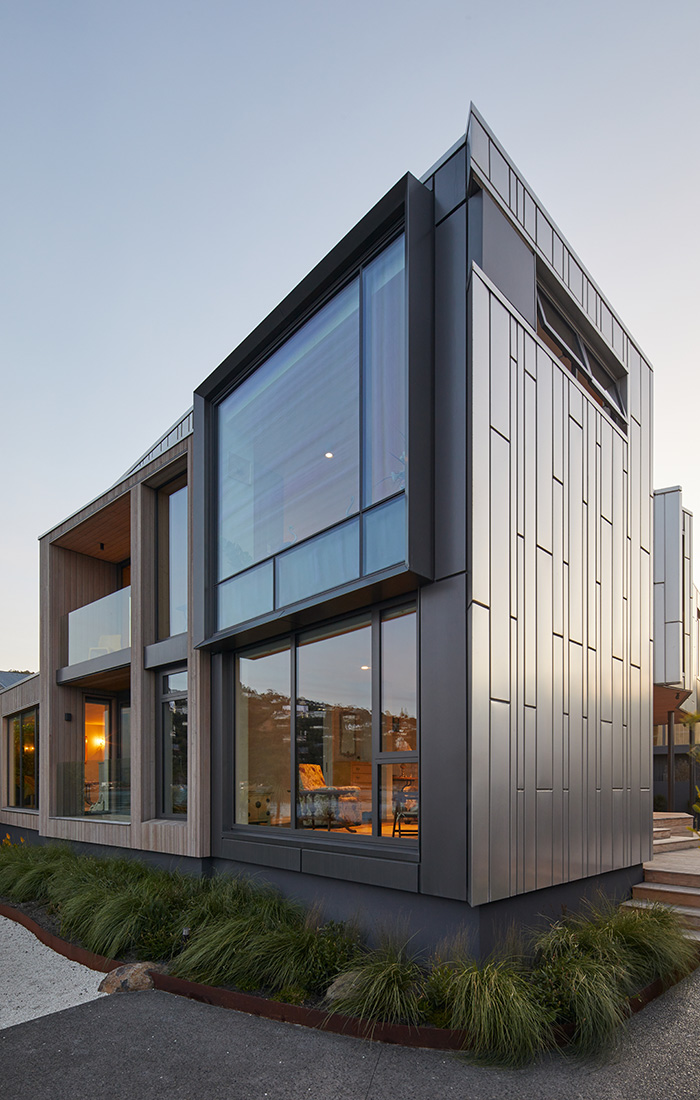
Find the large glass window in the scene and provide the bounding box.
[7,707,38,810]
[158,477,188,638]
[233,603,417,841]
[216,235,407,631]
[160,670,188,816]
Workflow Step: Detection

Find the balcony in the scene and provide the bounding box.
[66,588,131,667]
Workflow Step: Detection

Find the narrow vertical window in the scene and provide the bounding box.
[161,671,188,816]
[7,708,38,810]
[158,477,188,639]
[236,644,291,826]
[379,607,418,838]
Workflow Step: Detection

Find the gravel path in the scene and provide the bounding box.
[0,915,106,1030]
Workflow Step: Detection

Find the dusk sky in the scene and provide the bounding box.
[1,0,699,670]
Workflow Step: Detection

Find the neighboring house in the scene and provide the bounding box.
[0,671,34,690]
[653,487,700,814]
[0,106,654,951]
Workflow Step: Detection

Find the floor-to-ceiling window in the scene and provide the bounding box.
[83,696,130,819]
[233,601,417,841]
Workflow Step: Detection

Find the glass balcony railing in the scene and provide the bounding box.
[67,587,131,666]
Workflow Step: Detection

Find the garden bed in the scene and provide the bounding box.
[1,840,698,1063]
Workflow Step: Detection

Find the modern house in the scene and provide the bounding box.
[0,106,655,951]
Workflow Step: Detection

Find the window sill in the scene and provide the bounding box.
[49,816,130,825]
[2,807,39,815]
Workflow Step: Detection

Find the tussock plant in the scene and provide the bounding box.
[532,920,629,1054]
[171,893,306,987]
[325,933,425,1027]
[579,898,697,991]
[426,934,553,1065]
[0,843,74,904]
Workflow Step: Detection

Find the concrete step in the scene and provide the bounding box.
[653,826,671,839]
[622,898,700,930]
[653,835,700,854]
[632,880,700,911]
[653,812,695,836]
[645,866,700,890]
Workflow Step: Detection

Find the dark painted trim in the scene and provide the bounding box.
[56,648,131,684]
[301,848,419,892]
[197,567,421,653]
[405,173,435,582]
[144,633,187,670]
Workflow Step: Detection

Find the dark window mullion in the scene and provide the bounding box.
[371,610,381,837]
[290,635,298,832]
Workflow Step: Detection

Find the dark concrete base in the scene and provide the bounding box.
[1,822,644,955]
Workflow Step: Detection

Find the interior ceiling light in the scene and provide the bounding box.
[324,451,334,458]
[361,665,370,670]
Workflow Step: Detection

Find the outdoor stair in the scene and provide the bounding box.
[652,812,699,853]
[623,848,700,943]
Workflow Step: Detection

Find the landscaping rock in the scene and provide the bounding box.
[98,962,167,994]
[324,970,362,1003]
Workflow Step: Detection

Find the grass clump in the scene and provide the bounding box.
[532,918,630,1054]
[580,899,697,991]
[424,933,553,1065]
[325,933,425,1027]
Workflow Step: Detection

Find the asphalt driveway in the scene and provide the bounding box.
[2,965,700,1100]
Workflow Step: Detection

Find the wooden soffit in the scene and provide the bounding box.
[52,493,130,563]
[653,684,693,726]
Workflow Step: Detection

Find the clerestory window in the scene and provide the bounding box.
[537,288,626,428]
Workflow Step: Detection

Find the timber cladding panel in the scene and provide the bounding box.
[468,266,653,907]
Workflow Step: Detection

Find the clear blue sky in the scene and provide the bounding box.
[2,0,699,670]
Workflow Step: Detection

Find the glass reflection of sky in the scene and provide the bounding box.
[239,645,290,700]
[298,623,371,709]
[382,611,416,718]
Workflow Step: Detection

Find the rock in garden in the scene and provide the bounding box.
[98,962,167,994]
[324,970,362,1003]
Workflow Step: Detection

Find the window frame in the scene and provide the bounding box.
[228,595,419,846]
[5,705,39,811]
